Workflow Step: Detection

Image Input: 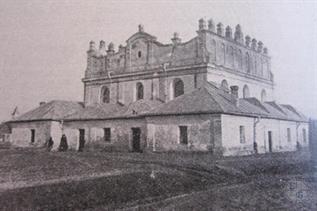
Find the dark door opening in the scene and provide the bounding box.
[30,129,35,143]
[78,129,85,152]
[104,128,111,142]
[268,131,273,152]
[132,128,141,152]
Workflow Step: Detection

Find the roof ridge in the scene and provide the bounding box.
[202,86,225,112]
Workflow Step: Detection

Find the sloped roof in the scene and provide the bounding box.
[0,122,11,134]
[145,82,307,122]
[11,100,84,122]
[145,82,240,116]
[64,100,163,121]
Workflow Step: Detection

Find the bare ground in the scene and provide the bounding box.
[0,146,316,210]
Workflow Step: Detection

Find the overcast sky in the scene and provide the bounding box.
[0,0,316,121]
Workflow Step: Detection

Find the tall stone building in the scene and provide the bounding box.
[8,19,308,156]
[84,20,272,107]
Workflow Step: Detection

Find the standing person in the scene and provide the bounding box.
[58,134,68,152]
[47,137,54,152]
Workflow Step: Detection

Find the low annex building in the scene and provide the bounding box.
[8,19,309,156]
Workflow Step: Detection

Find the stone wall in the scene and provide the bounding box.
[85,71,206,106]
[146,114,219,152]
[207,68,274,101]
[62,118,146,151]
[10,121,52,147]
[221,114,309,156]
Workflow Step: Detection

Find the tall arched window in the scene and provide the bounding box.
[221,79,229,92]
[173,78,184,98]
[243,85,250,98]
[245,52,251,73]
[136,82,144,100]
[261,89,267,102]
[101,86,110,103]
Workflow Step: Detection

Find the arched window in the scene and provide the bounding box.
[173,78,184,98]
[243,85,250,98]
[245,52,251,73]
[136,82,144,100]
[261,89,267,102]
[221,80,229,92]
[101,86,110,103]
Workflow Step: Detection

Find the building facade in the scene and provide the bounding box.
[8,18,308,156]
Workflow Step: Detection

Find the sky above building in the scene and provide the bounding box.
[0,0,316,121]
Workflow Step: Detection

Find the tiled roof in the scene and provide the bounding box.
[11,100,84,122]
[64,100,163,120]
[0,122,11,134]
[145,82,307,122]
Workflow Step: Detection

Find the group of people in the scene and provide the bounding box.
[45,134,69,152]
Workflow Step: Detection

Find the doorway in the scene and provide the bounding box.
[78,129,85,152]
[268,131,273,152]
[132,128,141,152]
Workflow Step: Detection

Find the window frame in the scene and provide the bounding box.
[239,126,246,144]
[136,82,144,100]
[287,128,291,142]
[179,126,188,145]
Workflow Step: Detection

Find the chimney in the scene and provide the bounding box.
[230,86,239,106]
[39,101,46,106]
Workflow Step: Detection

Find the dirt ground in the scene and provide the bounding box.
[0,147,316,210]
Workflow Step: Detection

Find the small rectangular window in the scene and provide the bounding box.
[239,126,245,143]
[287,128,291,142]
[31,129,35,143]
[303,129,307,143]
[179,126,188,145]
[104,128,111,142]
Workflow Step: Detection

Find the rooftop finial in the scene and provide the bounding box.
[234,24,244,44]
[251,38,257,50]
[225,26,233,39]
[198,18,206,31]
[245,35,251,47]
[217,22,224,36]
[89,40,96,51]
[99,40,105,50]
[138,24,144,32]
[107,42,115,54]
[208,19,215,32]
[257,41,263,53]
[171,32,181,45]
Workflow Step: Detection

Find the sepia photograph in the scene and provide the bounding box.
[0,0,316,210]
